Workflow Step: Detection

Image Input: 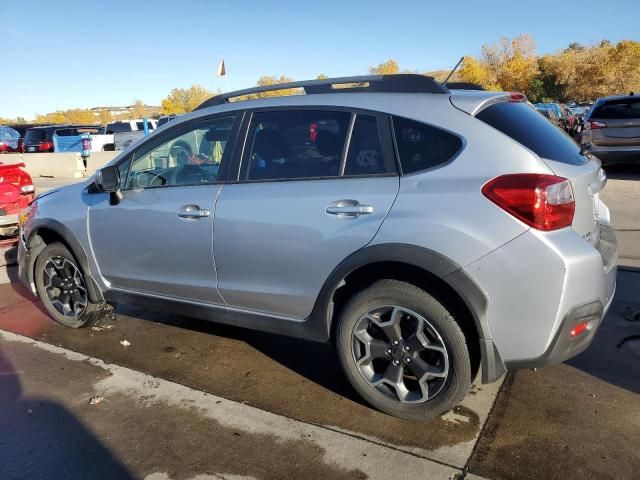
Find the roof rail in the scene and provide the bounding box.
[195,74,450,111]
[445,82,486,91]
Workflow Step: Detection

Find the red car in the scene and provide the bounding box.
[0,162,35,236]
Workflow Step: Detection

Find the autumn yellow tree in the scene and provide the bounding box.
[369,59,400,75]
[161,85,213,114]
[540,40,640,100]
[458,56,499,90]
[480,34,539,93]
[233,76,298,101]
[97,109,113,125]
[130,100,150,119]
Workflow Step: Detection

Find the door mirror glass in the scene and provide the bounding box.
[95,165,121,193]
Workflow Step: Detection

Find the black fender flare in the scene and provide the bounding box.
[309,243,505,383]
[27,219,104,303]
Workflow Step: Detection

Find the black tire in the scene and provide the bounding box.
[336,280,471,421]
[34,242,101,328]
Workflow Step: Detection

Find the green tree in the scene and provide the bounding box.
[161,85,213,114]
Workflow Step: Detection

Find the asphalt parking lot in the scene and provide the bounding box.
[0,165,639,479]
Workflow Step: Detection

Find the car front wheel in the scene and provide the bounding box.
[336,280,472,420]
[34,242,101,328]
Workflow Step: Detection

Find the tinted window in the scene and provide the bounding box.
[476,102,584,165]
[591,98,640,119]
[344,115,390,175]
[135,121,155,130]
[125,115,235,188]
[24,129,46,143]
[54,128,76,137]
[392,117,462,173]
[245,110,350,181]
[106,123,132,134]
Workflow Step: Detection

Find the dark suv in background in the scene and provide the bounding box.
[582,93,640,164]
[23,125,101,153]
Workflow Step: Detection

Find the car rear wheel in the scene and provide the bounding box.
[336,280,471,420]
[35,242,100,328]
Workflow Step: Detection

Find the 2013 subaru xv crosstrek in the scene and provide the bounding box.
[18,75,617,420]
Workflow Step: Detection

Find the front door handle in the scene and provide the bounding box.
[178,205,210,219]
[326,200,374,218]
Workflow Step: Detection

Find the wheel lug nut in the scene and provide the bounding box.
[404,346,410,352]
[405,357,412,364]
[393,360,400,366]
[392,340,399,346]
[385,348,392,354]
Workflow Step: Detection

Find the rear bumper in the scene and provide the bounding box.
[462,223,617,370]
[591,145,640,164]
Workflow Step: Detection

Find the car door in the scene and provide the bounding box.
[88,114,240,304]
[214,108,400,319]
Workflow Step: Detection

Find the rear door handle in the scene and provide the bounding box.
[178,205,210,219]
[326,200,374,218]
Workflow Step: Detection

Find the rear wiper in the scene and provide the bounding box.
[579,142,592,156]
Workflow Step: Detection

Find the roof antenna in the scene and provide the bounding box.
[442,57,464,86]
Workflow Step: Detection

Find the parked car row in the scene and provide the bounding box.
[534,102,581,136]
[1,119,158,154]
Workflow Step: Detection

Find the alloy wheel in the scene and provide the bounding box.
[351,305,449,403]
[42,256,88,318]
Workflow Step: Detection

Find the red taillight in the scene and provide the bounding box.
[38,141,54,151]
[589,121,607,129]
[510,92,526,102]
[570,321,589,337]
[0,142,6,152]
[482,174,575,231]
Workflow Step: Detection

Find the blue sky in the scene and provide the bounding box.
[2,0,639,119]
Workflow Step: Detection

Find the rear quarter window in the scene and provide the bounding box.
[476,102,584,166]
[392,116,462,174]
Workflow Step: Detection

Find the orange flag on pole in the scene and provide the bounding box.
[216,60,226,77]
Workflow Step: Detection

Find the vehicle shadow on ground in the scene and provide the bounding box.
[603,164,640,180]
[0,344,133,479]
[566,270,640,395]
[118,303,368,405]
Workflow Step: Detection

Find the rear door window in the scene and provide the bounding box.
[243,110,350,181]
[392,116,462,173]
[476,102,584,165]
[591,98,640,119]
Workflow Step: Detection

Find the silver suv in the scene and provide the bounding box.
[18,75,617,420]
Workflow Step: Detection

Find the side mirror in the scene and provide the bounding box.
[94,166,123,205]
